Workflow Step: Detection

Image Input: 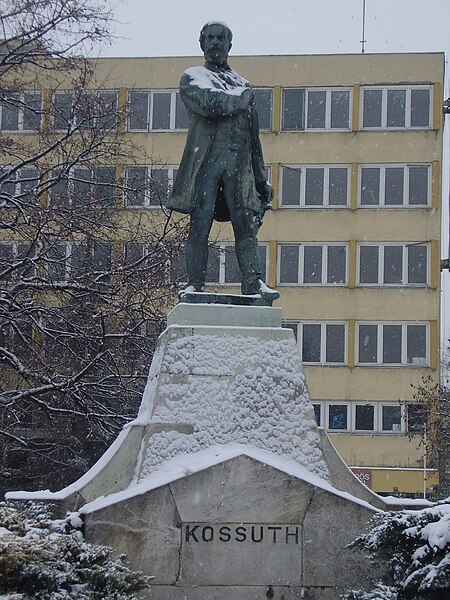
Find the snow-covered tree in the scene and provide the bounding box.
[0,0,187,495]
[0,501,152,599]
[343,501,450,599]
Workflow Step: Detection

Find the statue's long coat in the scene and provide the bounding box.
[167,65,267,222]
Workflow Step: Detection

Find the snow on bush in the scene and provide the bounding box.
[0,502,151,599]
[342,501,450,600]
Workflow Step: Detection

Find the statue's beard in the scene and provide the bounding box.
[205,48,228,66]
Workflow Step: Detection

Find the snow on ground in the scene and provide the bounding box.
[135,331,329,481]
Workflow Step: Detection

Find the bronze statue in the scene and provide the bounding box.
[167,22,279,301]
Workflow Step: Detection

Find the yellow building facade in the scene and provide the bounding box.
[2,52,444,496]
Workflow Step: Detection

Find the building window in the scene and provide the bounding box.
[124,166,177,208]
[406,403,427,433]
[282,88,351,131]
[359,164,430,207]
[253,88,273,131]
[328,404,349,431]
[278,243,347,285]
[280,165,349,207]
[0,167,39,208]
[0,92,42,131]
[354,404,376,431]
[53,91,118,131]
[0,241,36,281]
[170,243,268,285]
[284,322,347,365]
[358,243,428,286]
[361,86,431,129]
[357,322,428,366]
[45,241,112,282]
[381,404,402,432]
[49,166,116,208]
[128,90,189,131]
[312,403,323,427]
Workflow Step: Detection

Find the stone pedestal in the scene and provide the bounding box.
[7,301,388,598]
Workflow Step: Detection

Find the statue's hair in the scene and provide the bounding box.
[199,21,233,50]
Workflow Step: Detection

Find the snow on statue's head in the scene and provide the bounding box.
[199,21,233,53]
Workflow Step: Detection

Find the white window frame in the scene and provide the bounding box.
[312,401,405,433]
[360,85,432,130]
[358,164,431,207]
[124,165,177,208]
[46,241,113,282]
[279,164,350,208]
[0,91,42,132]
[357,242,429,287]
[52,90,118,131]
[284,321,347,365]
[281,87,352,131]
[277,243,348,286]
[48,166,116,208]
[0,166,39,207]
[127,90,189,132]
[356,321,429,367]
[253,87,273,131]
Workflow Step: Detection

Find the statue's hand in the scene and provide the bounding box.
[238,88,254,110]
[259,182,274,210]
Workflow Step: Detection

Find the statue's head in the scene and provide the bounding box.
[199,21,233,67]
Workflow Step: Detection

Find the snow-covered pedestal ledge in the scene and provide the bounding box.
[7,300,390,599]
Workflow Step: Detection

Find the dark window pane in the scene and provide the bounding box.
[409,166,429,205]
[0,243,14,280]
[279,245,299,283]
[330,90,349,128]
[327,246,346,284]
[149,168,169,206]
[175,92,190,129]
[355,405,375,430]
[72,168,91,205]
[305,168,324,205]
[326,324,345,363]
[303,246,322,283]
[152,92,171,129]
[126,166,146,206]
[359,324,378,363]
[383,246,403,284]
[302,324,321,362]
[363,89,382,127]
[170,244,186,282]
[407,325,427,364]
[313,404,321,426]
[361,168,380,205]
[282,322,298,341]
[205,244,220,282]
[0,168,16,206]
[411,89,430,127]
[53,93,72,129]
[94,166,115,207]
[16,242,36,278]
[385,167,404,206]
[329,405,348,430]
[47,244,67,281]
[408,245,427,284]
[382,405,402,431]
[71,243,89,277]
[1,96,19,130]
[23,92,41,131]
[224,246,240,283]
[359,246,379,284]
[18,168,39,201]
[93,242,112,273]
[125,242,145,265]
[129,91,149,130]
[383,324,402,363]
[282,89,304,130]
[387,89,406,127]
[281,167,301,205]
[98,91,118,130]
[253,89,272,131]
[50,172,69,207]
[307,90,326,128]
[329,168,348,206]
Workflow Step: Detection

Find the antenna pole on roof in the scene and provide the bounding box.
[361,0,367,53]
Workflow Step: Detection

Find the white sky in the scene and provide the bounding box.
[100,0,450,352]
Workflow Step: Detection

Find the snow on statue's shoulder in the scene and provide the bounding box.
[184,65,249,96]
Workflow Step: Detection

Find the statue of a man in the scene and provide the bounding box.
[167,21,279,301]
